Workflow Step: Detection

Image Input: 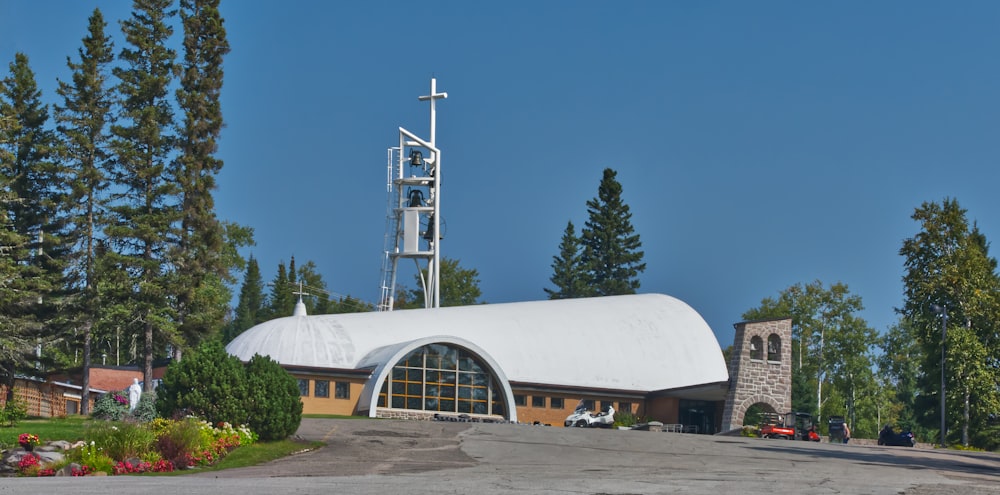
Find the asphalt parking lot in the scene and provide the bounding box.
[5,418,999,494]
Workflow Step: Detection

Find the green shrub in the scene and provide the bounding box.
[85,421,156,461]
[244,354,303,441]
[156,340,249,425]
[131,390,158,422]
[0,395,28,426]
[92,391,129,421]
[155,418,204,466]
[156,341,302,442]
[613,410,642,428]
[68,440,117,475]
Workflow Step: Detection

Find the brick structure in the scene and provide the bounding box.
[720,318,792,431]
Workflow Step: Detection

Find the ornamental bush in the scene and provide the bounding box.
[92,391,129,421]
[156,340,249,425]
[244,353,303,441]
[156,341,302,441]
[131,390,158,422]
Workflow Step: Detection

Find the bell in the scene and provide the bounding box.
[409,149,423,167]
[423,214,435,240]
[408,189,424,207]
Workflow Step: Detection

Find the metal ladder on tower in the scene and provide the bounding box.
[377,146,402,311]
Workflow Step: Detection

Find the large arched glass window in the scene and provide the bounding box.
[377,343,506,417]
[767,334,781,362]
[749,336,764,360]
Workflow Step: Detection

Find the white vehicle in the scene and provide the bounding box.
[564,401,615,428]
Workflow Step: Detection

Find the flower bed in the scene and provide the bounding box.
[13,418,257,477]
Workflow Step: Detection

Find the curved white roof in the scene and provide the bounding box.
[225,293,729,392]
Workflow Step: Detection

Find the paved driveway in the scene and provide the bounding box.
[5,418,1000,494]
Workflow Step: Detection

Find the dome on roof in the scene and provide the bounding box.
[225,293,729,392]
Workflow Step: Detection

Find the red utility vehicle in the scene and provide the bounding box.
[759,412,820,441]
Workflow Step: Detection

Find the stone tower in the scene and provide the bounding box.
[720,318,792,431]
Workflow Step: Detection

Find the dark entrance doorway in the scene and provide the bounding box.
[679,399,716,434]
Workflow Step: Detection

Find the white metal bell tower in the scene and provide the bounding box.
[378,78,447,311]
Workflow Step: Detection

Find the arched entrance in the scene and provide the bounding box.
[357,336,517,422]
[377,343,506,416]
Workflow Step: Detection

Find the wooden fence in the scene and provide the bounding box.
[0,378,98,418]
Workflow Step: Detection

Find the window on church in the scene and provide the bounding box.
[619,402,632,414]
[315,380,330,398]
[376,343,507,417]
[750,336,764,360]
[514,394,526,406]
[767,334,781,362]
[532,396,546,408]
[335,381,350,399]
[551,397,564,409]
[298,379,309,397]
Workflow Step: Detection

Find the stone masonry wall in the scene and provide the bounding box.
[720,318,792,431]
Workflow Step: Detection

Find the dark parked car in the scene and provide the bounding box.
[877,424,915,447]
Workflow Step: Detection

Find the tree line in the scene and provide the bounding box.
[3,4,997,450]
[732,199,999,449]
[542,171,999,449]
[0,0,239,413]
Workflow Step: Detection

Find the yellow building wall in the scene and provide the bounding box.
[513,391,644,427]
[644,396,680,424]
[294,376,366,416]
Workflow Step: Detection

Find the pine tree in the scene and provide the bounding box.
[0,52,67,388]
[545,220,591,299]
[225,255,264,343]
[0,106,39,400]
[53,8,116,414]
[263,260,293,319]
[580,168,645,296]
[173,0,232,352]
[108,0,179,391]
[327,295,374,314]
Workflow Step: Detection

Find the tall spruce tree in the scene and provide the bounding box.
[0,102,40,399]
[545,220,590,299]
[108,0,179,391]
[263,260,293,319]
[0,52,68,386]
[53,8,116,414]
[580,168,645,296]
[173,0,231,353]
[225,255,264,343]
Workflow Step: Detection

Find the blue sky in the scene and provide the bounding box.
[3,1,1000,348]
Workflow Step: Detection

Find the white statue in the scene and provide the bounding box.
[128,378,142,413]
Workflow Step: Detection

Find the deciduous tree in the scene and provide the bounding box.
[742,280,876,427]
[408,257,483,307]
[898,198,1000,447]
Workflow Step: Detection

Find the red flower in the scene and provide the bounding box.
[18,433,40,446]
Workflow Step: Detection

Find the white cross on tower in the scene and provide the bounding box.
[418,77,448,146]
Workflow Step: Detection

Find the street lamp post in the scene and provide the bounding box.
[930,304,947,448]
